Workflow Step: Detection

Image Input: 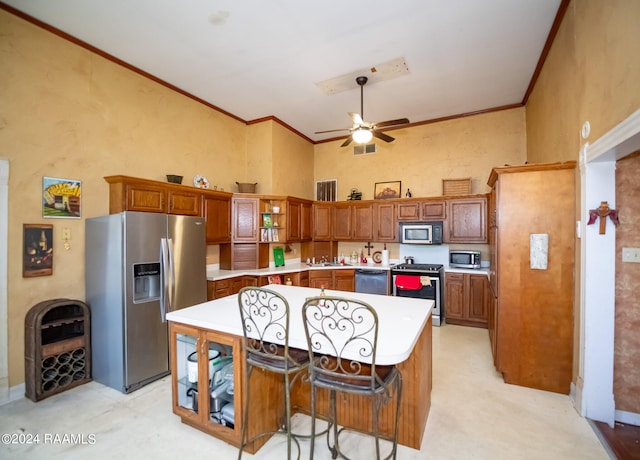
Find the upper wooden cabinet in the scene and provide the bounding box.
[445,198,487,243]
[106,176,167,214]
[105,176,232,243]
[331,202,373,241]
[287,197,313,242]
[301,201,312,241]
[396,199,446,222]
[201,191,231,243]
[232,196,259,242]
[312,203,333,241]
[374,202,396,242]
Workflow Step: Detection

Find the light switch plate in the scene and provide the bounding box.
[62,228,71,240]
[622,247,640,263]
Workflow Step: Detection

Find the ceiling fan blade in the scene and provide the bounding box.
[372,131,395,143]
[315,128,350,134]
[341,136,354,147]
[348,112,364,125]
[373,118,410,129]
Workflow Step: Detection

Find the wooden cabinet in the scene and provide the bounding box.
[202,191,231,243]
[445,272,489,327]
[308,270,333,289]
[374,202,396,241]
[287,200,301,241]
[333,269,355,292]
[445,198,487,243]
[352,203,373,241]
[301,201,312,241]
[169,323,245,448]
[397,200,446,222]
[286,198,313,242]
[220,243,269,270]
[308,269,355,292]
[332,202,373,241]
[487,162,576,394]
[332,203,352,240]
[232,197,259,242]
[312,203,333,241]
[168,188,201,216]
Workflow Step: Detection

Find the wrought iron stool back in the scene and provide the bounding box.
[302,295,402,460]
[237,286,309,460]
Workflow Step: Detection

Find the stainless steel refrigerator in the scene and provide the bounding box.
[85,211,207,393]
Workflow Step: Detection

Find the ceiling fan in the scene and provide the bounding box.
[316,76,410,147]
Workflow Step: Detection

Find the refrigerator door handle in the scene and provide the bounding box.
[160,238,170,322]
[166,238,176,312]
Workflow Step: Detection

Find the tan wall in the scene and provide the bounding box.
[526,0,640,161]
[272,122,314,199]
[314,108,527,201]
[525,0,640,411]
[0,11,249,386]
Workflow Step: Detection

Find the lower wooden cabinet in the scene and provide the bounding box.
[207,276,257,300]
[169,322,278,454]
[308,269,355,292]
[445,272,489,327]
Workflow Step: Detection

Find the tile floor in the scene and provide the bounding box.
[1,325,609,459]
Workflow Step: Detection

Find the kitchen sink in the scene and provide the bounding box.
[307,262,351,267]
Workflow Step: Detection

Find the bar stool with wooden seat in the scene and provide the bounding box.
[237,286,309,460]
[302,295,402,460]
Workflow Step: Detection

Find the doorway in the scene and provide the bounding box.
[577,109,640,426]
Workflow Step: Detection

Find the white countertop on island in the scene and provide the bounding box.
[167,284,433,366]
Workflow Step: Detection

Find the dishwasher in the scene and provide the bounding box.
[354,269,389,295]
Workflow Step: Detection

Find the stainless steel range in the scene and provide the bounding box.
[391,263,444,326]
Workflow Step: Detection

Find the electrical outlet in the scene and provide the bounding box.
[622,247,640,263]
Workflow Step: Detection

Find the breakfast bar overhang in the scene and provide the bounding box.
[166,285,433,453]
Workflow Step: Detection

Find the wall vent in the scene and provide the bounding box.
[316,179,337,201]
[353,143,377,156]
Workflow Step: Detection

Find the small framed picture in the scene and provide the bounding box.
[23,224,53,277]
[262,213,272,228]
[43,177,81,218]
[374,181,402,199]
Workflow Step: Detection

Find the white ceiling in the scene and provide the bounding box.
[4,0,562,143]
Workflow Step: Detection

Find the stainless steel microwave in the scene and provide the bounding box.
[399,221,443,245]
[449,250,481,269]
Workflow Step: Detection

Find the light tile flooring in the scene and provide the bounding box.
[1,325,609,459]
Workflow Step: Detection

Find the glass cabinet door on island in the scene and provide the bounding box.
[170,323,243,444]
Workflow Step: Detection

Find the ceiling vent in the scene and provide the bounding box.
[353,143,377,156]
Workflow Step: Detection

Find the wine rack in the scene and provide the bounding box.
[25,299,91,401]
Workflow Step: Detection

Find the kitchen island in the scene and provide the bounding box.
[166,285,432,453]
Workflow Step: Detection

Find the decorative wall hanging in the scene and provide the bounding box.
[374,181,401,200]
[23,224,53,277]
[587,201,619,234]
[42,177,81,218]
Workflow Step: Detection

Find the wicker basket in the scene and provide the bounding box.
[236,182,257,193]
[442,178,471,196]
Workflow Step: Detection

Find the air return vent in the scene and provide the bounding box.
[316,179,337,201]
[353,143,377,156]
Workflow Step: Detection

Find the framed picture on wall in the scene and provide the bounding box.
[23,224,53,277]
[42,176,81,218]
[374,181,401,199]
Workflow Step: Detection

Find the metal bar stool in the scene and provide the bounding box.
[302,295,402,460]
[237,286,309,460]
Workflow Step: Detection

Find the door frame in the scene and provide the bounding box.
[575,109,640,426]
[0,159,9,404]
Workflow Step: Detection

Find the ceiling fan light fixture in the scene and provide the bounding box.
[352,128,373,144]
